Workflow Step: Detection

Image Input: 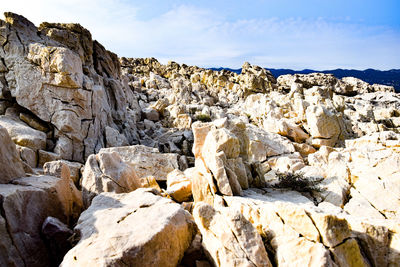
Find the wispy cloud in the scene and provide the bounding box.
[1,1,399,69]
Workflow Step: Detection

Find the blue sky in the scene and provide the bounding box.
[1,0,399,70]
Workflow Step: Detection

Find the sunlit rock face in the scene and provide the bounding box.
[1,12,400,267]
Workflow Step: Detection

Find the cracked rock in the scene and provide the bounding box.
[61,188,196,267]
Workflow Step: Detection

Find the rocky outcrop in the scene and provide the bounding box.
[1,12,140,164]
[0,125,25,183]
[1,12,400,267]
[61,188,196,266]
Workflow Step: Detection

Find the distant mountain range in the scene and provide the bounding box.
[211,67,400,92]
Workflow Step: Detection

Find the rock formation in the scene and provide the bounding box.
[0,12,400,267]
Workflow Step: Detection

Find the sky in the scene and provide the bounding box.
[0,0,399,70]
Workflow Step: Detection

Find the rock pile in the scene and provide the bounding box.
[1,12,400,267]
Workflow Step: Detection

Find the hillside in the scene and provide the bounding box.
[1,12,400,267]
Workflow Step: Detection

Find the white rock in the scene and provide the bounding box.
[99,145,179,181]
[0,115,47,151]
[61,188,196,267]
[0,125,25,183]
[193,202,272,267]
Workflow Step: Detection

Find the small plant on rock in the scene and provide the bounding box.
[195,114,212,122]
[271,171,323,193]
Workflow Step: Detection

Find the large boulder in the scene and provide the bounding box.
[0,115,47,151]
[0,171,82,266]
[193,202,272,267]
[305,104,341,145]
[99,145,179,181]
[61,188,196,266]
[0,125,25,183]
[43,160,83,185]
[81,150,142,207]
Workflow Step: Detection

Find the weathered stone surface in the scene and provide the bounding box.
[330,238,369,267]
[174,113,192,129]
[202,128,240,159]
[0,215,25,267]
[19,112,49,132]
[105,126,129,147]
[0,115,47,151]
[166,169,192,202]
[192,121,214,158]
[191,158,217,205]
[305,104,341,143]
[223,189,371,267]
[0,125,25,183]
[0,172,82,266]
[193,202,272,267]
[43,160,83,185]
[2,12,400,267]
[81,151,141,207]
[99,145,179,181]
[345,132,400,219]
[16,144,37,168]
[0,13,141,164]
[61,188,196,267]
[38,149,61,167]
[142,107,159,121]
[246,124,295,162]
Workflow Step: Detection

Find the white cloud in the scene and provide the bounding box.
[1,1,399,69]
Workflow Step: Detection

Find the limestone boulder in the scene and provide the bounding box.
[1,13,142,164]
[142,107,159,121]
[174,113,192,129]
[191,158,218,205]
[81,151,141,207]
[202,128,240,159]
[345,132,400,219]
[166,169,192,202]
[38,150,61,167]
[61,188,196,267]
[0,125,25,183]
[238,62,276,94]
[192,121,214,158]
[99,145,179,181]
[16,145,37,168]
[193,202,272,267]
[0,115,47,151]
[43,160,83,185]
[105,126,129,147]
[305,105,341,144]
[223,189,371,267]
[246,124,295,163]
[278,73,337,91]
[0,172,82,266]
